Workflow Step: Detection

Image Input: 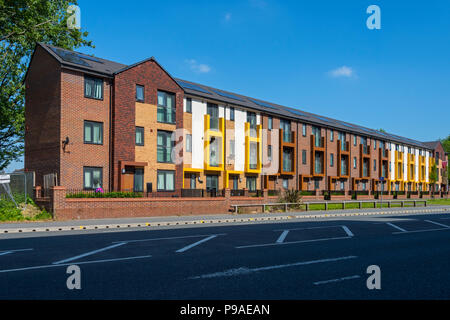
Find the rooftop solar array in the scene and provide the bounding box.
[288,109,309,117]
[50,47,91,67]
[249,99,278,110]
[176,80,212,95]
[211,89,245,102]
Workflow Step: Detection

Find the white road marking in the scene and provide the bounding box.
[313,275,361,285]
[393,228,450,235]
[273,225,342,232]
[0,251,12,256]
[424,220,450,228]
[176,235,218,253]
[0,248,33,253]
[236,236,352,249]
[112,233,226,244]
[52,242,127,265]
[386,222,407,232]
[189,255,358,279]
[341,226,354,237]
[0,255,152,274]
[276,230,289,243]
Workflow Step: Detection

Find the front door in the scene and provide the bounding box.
[122,166,134,192]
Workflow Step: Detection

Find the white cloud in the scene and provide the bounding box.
[329,66,355,78]
[186,59,211,74]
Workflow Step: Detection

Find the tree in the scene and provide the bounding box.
[0,0,93,170]
[429,162,438,198]
[378,128,386,133]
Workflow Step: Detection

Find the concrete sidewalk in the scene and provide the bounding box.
[1,205,449,235]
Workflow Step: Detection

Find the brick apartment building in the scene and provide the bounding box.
[25,43,449,199]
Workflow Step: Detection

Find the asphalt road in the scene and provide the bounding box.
[1,212,450,299]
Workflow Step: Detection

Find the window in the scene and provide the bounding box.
[268,145,272,161]
[374,159,377,171]
[283,149,293,172]
[229,140,235,158]
[314,179,319,190]
[134,168,144,192]
[314,152,323,174]
[362,182,366,191]
[229,107,235,121]
[330,153,334,167]
[246,176,257,191]
[190,174,196,189]
[374,140,377,149]
[208,103,219,130]
[312,126,321,147]
[268,117,273,130]
[136,85,144,102]
[210,136,221,167]
[83,167,102,189]
[283,179,289,189]
[135,127,144,146]
[340,181,345,191]
[186,134,192,152]
[186,98,192,113]
[249,142,258,169]
[206,175,219,192]
[157,131,173,163]
[353,157,357,169]
[84,77,103,100]
[157,91,176,124]
[354,135,357,146]
[84,121,103,145]
[157,170,175,191]
[280,119,291,142]
[302,124,307,137]
[247,112,257,137]
[330,130,334,142]
[302,150,307,165]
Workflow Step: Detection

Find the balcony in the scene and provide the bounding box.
[279,129,296,175]
[245,123,261,173]
[204,114,224,171]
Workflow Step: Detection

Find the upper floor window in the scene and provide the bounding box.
[353,157,357,168]
[302,150,307,165]
[135,127,144,146]
[84,121,103,145]
[268,145,272,161]
[302,124,307,137]
[229,107,235,121]
[157,131,174,163]
[185,98,192,113]
[157,91,176,124]
[186,134,192,152]
[247,111,257,128]
[268,117,273,130]
[374,140,377,149]
[330,153,334,167]
[207,103,219,130]
[229,140,235,158]
[353,135,357,146]
[136,85,144,102]
[330,130,334,142]
[280,119,291,143]
[84,77,103,100]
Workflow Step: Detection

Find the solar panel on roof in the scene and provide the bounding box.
[176,80,212,94]
[50,47,91,67]
[313,115,334,123]
[289,109,308,117]
[249,99,278,110]
[211,89,245,102]
[76,53,103,63]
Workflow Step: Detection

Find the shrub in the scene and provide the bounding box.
[278,189,303,210]
[66,191,143,198]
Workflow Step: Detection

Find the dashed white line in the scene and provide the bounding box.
[424,220,450,228]
[176,235,218,253]
[112,233,226,244]
[236,236,352,249]
[0,251,12,256]
[276,230,290,243]
[0,255,153,274]
[341,226,354,237]
[52,242,127,265]
[313,275,361,285]
[386,222,407,232]
[189,255,358,279]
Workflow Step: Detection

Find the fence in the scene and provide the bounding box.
[0,172,34,207]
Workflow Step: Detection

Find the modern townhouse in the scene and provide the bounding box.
[25,43,449,202]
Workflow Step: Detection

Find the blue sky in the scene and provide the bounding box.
[7,0,450,171]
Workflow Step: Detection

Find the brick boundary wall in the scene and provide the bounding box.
[33,186,445,221]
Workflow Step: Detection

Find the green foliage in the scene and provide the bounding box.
[429,163,438,184]
[278,189,303,204]
[0,197,51,221]
[66,191,144,198]
[441,134,450,155]
[0,0,93,170]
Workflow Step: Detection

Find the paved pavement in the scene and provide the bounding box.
[1,209,450,299]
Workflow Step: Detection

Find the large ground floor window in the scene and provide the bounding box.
[246,176,257,191]
[83,167,102,190]
[157,170,175,191]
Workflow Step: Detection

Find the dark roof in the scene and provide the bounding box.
[175,78,431,150]
[35,43,432,150]
[423,141,441,150]
[39,42,126,76]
